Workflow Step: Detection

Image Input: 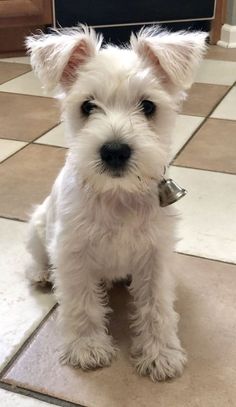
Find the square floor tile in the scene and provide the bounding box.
[0,62,31,85]
[0,139,27,163]
[35,123,67,148]
[195,59,236,85]
[0,71,53,97]
[174,118,236,174]
[0,218,55,371]
[170,115,204,161]
[211,86,236,121]
[0,389,58,407]
[2,254,236,407]
[0,93,60,142]
[181,83,229,117]
[206,45,236,62]
[169,166,236,263]
[0,144,66,221]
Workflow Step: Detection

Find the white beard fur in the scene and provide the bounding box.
[25,25,207,381]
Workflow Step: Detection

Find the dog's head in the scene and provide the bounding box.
[26,26,207,194]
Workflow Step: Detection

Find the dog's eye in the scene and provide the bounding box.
[140,100,156,117]
[81,100,96,116]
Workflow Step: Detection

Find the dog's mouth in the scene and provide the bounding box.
[100,165,126,178]
[110,171,124,178]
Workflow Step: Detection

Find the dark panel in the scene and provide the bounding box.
[55,0,215,27]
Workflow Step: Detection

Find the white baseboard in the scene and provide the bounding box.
[217,24,236,48]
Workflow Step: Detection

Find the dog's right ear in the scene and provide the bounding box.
[26,26,102,92]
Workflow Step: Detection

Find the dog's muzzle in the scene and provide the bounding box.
[100,141,131,171]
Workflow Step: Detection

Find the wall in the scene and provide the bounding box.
[226,0,236,25]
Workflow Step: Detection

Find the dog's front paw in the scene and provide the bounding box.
[60,334,117,370]
[133,346,187,382]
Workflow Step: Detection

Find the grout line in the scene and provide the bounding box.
[208,117,236,123]
[175,251,236,266]
[201,80,236,117]
[0,121,63,164]
[170,116,208,164]
[180,112,205,118]
[0,138,28,143]
[171,80,236,163]
[0,304,58,379]
[0,383,84,407]
[0,215,26,223]
[0,143,30,164]
[171,163,236,176]
[194,116,236,123]
[0,58,29,62]
[33,142,67,149]
[0,67,32,86]
[0,90,55,101]
[30,122,62,143]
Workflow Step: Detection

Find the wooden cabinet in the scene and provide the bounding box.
[0,0,53,55]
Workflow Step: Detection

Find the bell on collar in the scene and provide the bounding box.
[159,178,187,207]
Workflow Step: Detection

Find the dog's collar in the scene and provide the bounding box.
[158,167,187,207]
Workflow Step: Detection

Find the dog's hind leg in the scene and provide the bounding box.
[26,197,52,287]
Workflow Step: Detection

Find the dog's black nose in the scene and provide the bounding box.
[100,142,131,169]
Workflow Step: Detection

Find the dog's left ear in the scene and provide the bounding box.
[131,27,208,90]
[26,26,102,92]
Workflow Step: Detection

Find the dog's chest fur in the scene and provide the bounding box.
[54,177,175,279]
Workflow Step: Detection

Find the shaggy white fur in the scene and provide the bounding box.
[25,25,207,381]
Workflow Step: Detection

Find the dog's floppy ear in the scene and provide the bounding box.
[26,26,103,92]
[131,27,208,90]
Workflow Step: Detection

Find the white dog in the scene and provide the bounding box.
[26,26,207,381]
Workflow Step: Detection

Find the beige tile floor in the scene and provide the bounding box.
[0,92,60,142]
[174,118,236,174]
[0,46,236,407]
[0,62,31,85]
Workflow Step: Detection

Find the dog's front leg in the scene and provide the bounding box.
[56,253,117,370]
[130,253,187,381]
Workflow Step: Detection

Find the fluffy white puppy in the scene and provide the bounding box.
[26,26,207,381]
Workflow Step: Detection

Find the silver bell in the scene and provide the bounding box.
[159,178,187,207]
